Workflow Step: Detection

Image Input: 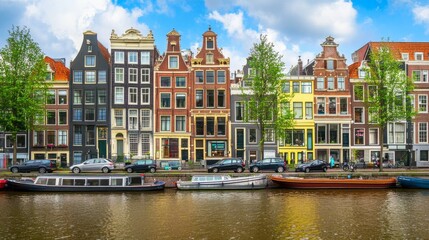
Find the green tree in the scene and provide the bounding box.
[241,35,294,160]
[0,26,49,163]
[363,43,414,171]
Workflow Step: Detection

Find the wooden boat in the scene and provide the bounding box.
[270,175,397,189]
[6,175,165,192]
[397,176,429,189]
[0,179,6,190]
[176,174,268,190]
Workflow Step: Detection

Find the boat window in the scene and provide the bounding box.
[214,176,222,181]
[35,178,48,185]
[62,179,74,186]
[75,179,86,186]
[111,178,123,186]
[206,176,214,181]
[100,179,109,186]
[47,179,56,185]
[87,179,100,186]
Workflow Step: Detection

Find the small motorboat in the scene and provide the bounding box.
[397,176,429,189]
[271,175,397,189]
[176,174,267,190]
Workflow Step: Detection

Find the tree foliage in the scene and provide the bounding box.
[0,26,49,162]
[363,43,414,171]
[241,35,294,160]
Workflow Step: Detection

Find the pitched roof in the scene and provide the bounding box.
[44,56,70,81]
[355,42,429,62]
[97,41,110,63]
[348,62,360,79]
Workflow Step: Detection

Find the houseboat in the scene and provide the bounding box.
[176,174,267,190]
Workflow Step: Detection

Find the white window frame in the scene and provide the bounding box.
[140,109,151,130]
[419,95,427,113]
[141,68,150,83]
[169,55,179,69]
[114,51,124,64]
[115,68,124,83]
[128,52,138,64]
[419,122,428,143]
[129,87,138,105]
[415,52,424,61]
[369,128,378,145]
[129,68,138,83]
[175,93,186,109]
[84,55,96,67]
[141,51,150,65]
[160,116,171,132]
[128,109,138,130]
[114,109,124,127]
[85,71,96,84]
[114,87,124,104]
[175,116,186,132]
[141,88,150,105]
[160,93,171,108]
[401,53,409,61]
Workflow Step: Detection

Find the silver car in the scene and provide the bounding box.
[70,158,114,173]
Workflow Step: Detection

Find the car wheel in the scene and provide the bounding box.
[150,168,156,173]
[212,168,219,173]
[72,167,81,173]
[236,167,243,173]
[252,166,259,173]
[323,167,328,172]
[177,167,182,171]
[102,167,110,173]
[11,167,19,173]
[38,168,47,174]
[277,166,285,173]
[305,168,310,173]
[126,168,133,173]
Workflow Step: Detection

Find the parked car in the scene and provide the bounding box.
[9,159,57,173]
[249,157,287,173]
[70,158,114,173]
[295,160,328,173]
[207,158,245,173]
[124,159,157,173]
[162,161,182,170]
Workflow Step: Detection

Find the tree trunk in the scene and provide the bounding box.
[379,125,384,172]
[259,123,265,161]
[12,133,17,164]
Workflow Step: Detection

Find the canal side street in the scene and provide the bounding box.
[2,167,429,188]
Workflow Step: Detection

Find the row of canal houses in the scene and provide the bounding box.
[1,27,429,168]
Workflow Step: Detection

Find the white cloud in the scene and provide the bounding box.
[413,5,429,33]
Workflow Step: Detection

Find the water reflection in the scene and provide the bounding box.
[1,189,429,239]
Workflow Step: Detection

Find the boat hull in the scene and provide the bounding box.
[271,176,397,189]
[6,180,165,192]
[177,175,267,190]
[0,179,6,190]
[397,176,429,189]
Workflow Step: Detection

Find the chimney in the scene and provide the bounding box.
[298,56,303,75]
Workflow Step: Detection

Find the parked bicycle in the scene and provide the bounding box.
[342,162,356,172]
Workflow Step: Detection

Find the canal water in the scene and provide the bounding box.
[0,188,428,239]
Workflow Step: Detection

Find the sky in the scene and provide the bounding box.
[2,0,429,72]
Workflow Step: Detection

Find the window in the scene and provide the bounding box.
[282,82,290,93]
[293,102,302,119]
[236,102,244,121]
[293,82,300,93]
[115,51,124,63]
[329,98,336,114]
[340,98,347,114]
[73,151,82,164]
[59,111,67,125]
[196,117,204,135]
[169,56,178,69]
[114,87,124,104]
[369,129,378,145]
[196,71,204,83]
[176,77,186,87]
[218,90,225,107]
[85,90,95,105]
[305,102,313,119]
[249,129,257,143]
[98,71,106,83]
[129,68,138,83]
[47,111,56,125]
[140,109,151,130]
[141,88,150,105]
[73,108,82,121]
[218,117,225,135]
[413,70,422,82]
[176,93,186,108]
[161,77,171,87]
[141,52,150,65]
[419,95,427,112]
[196,90,203,107]
[327,60,334,70]
[317,97,325,114]
[401,53,409,61]
[316,124,326,144]
[98,108,106,121]
[175,116,186,132]
[206,117,214,135]
[420,150,428,161]
[58,130,67,145]
[141,68,150,83]
[47,90,55,104]
[338,77,345,90]
[207,90,214,108]
[86,126,95,145]
[317,77,325,90]
[206,71,214,83]
[128,109,138,130]
[206,53,214,64]
[85,108,95,121]
[423,70,428,82]
[161,116,170,131]
[129,133,138,156]
[354,107,364,123]
[354,85,363,101]
[264,129,275,143]
[419,122,428,143]
[207,38,214,49]
[141,133,151,156]
[162,138,179,158]
[415,52,423,61]
[115,110,123,127]
[115,68,124,83]
[388,123,405,143]
[284,130,305,146]
[128,52,138,64]
[73,126,82,145]
[73,71,83,83]
[355,128,364,145]
[129,88,138,105]
[58,90,67,104]
[160,93,171,108]
[98,90,106,104]
[217,71,225,83]
[85,55,95,67]
[33,131,44,146]
[327,77,334,90]
[302,82,312,93]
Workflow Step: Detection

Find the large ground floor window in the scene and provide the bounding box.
[162,138,178,158]
[207,140,227,157]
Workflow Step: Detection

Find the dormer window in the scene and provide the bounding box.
[88,45,92,52]
[326,60,334,70]
[415,52,424,61]
[401,53,409,61]
[85,55,96,67]
[206,53,214,64]
[169,56,178,69]
[207,38,214,49]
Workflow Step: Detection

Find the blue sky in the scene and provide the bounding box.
[1,0,429,72]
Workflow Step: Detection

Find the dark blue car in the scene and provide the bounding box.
[249,158,287,173]
[295,160,329,173]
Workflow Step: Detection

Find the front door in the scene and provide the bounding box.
[117,140,124,161]
[60,154,67,168]
[98,140,107,158]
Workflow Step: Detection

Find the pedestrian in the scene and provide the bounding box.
[330,155,335,169]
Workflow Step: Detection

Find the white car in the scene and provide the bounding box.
[70,158,114,173]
